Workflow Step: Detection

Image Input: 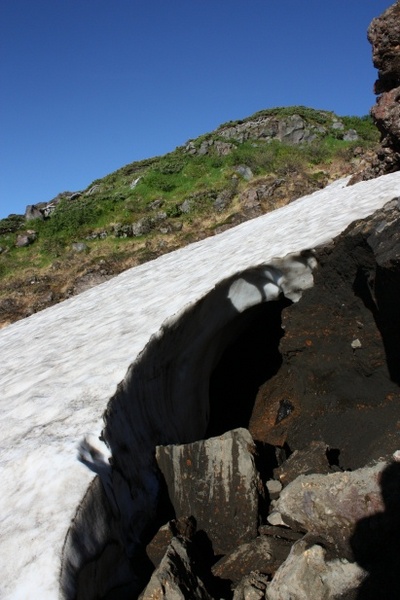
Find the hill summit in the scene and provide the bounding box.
[0,106,379,328]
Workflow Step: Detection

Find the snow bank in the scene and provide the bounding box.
[1,173,400,598]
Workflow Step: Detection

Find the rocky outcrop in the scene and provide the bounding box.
[185,111,358,158]
[138,441,399,599]
[25,191,82,221]
[352,2,400,181]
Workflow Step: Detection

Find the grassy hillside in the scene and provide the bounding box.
[0,107,379,327]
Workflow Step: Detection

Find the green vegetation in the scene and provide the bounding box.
[0,106,380,320]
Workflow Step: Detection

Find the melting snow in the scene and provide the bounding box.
[1,172,400,598]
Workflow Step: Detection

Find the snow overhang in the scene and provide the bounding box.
[1,173,400,598]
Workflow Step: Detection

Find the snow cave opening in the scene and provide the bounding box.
[206,296,291,438]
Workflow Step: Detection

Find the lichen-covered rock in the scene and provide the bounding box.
[265,539,365,600]
[155,429,262,556]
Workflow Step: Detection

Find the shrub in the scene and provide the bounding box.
[39,198,98,240]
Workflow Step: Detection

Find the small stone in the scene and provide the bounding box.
[267,511,287,527]
[392,450,400,462]
[71,242,87,253]
[266,479,283,499]
[351,338,362,349]
[130,177,141,189]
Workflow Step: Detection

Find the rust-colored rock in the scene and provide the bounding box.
[249,199,400,470]
[273,441,331,487]
[212,535,292,583]
[351,2,400,181]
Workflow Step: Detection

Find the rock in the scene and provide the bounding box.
[42,201,59,218]
[131,217,153,237]
[274,461,386,558]
[15,230,37,247]
[213,188,235,212]
[155,429,262,556]
[234,165,254,181]
[180,199,193,214]
[278,114,315,144]
[239,188,262,219]
[273,441,330,487]
[343,129,359,142]
[25,204,44,221]
[265,539,365,600]
[212,535,292,583]
[232,572,269,600]
[113,223,132,237]
[86,184,101,195]
[368,2,400,95]
[214,141,234,156]
[265,479,282,499]
[216,113,327,145]
[71,242,87,253]
[146,517,197,568]
[139,537,214,600]
[198,140,213,156]
[332,120,345,131]
[258,525,303,543]
[149,199,164,210]
[130,177,141,189]
[350,338,362,349]
[352,2,400,180]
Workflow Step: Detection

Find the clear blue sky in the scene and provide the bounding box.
[0,0,393,219]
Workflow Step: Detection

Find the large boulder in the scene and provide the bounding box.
[155,429,262,556]
[274,461,386,558]
[265,539,365,600]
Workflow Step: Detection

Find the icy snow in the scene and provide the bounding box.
[1,172,400,598]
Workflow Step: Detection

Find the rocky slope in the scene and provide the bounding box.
[0,107,378,328]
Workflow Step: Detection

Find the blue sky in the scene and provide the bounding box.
[0,0,393,219]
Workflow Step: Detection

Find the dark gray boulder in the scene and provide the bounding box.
[139,537,214,600]
[155,428,262,556]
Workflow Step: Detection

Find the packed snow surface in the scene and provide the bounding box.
[1,172,400,598]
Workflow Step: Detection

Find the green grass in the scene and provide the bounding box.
[0,106,380,279]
